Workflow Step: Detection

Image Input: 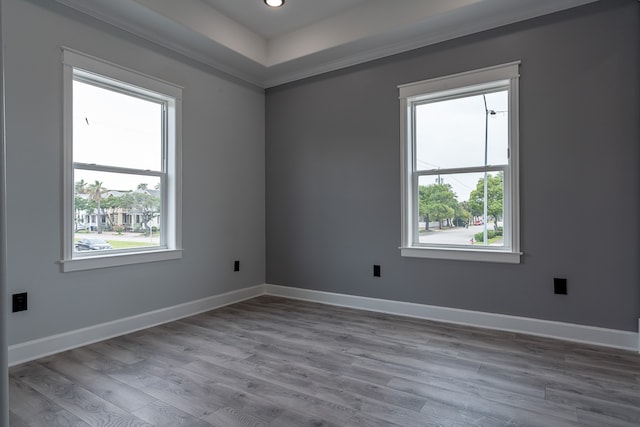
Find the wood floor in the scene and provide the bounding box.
[9,296,640,426]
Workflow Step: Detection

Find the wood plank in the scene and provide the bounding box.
[86,340,147,366]
[546,387,640,424]
[9,376,90,427]
[201,406,268,427]
[9,295,640,426]
[64,346,129,374]
[106,361,223,419]
[131,401,212,427]
[183,359,356,425]
[388,376,579,424]
[10,362,151,426]
[9,411,30,427]
[39,353,157,413]
[267,409,342,427]
[576,408,640,427]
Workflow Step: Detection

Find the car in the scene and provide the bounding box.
[75,238,113,251]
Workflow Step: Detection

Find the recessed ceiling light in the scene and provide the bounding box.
[264,0,285,8]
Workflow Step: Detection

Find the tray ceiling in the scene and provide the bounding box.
[56,0,599,88]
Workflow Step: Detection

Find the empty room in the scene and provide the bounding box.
[1,0,639,425]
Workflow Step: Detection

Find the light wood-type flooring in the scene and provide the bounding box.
[9,295,640,426]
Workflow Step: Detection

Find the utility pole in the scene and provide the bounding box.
[482,95,496,245]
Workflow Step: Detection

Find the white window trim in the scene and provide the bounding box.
[399,62,521,263]
[61,48,183,272]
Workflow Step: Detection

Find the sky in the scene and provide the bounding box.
[415,90,508,202]
[73,78,508,204]
[73,79,163,192]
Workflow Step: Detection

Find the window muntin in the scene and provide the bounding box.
[62,49,182,271]
[399,62,520,263]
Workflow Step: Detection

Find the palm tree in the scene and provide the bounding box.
[87,180,107,233]
[75,179,87,194]
[74,179,88,230]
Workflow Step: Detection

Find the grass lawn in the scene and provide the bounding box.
[106,240,157,249]
[474,236,503,245]
[74,238,156,249]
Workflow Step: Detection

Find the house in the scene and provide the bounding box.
[75,189,161,233]
[0,0,638,424]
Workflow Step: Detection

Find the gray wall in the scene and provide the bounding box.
[4,0,265,345]
[1,1,9,424]
[266,0,640,331]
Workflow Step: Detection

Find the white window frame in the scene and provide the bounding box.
[61,48,182,272]
[399,62,521,263]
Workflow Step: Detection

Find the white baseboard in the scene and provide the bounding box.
[8,284,265,366]
[265,284,640,352]
[9,283,638,366]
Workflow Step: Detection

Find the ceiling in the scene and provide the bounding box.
[55,0,599,88]
[202,0,371,39]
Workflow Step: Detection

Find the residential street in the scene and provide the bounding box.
[75,231,160,245]
[419,224,504,246]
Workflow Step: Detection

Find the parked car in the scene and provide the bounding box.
[75,238,113,251]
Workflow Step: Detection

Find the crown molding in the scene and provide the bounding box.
[56,0,600,89]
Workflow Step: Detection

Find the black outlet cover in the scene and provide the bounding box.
[554,278,567,295]
[373,265,381,277]
[12,292,28,312]
[234,260,240,272]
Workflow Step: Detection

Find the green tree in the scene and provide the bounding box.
[100,194,120,230]
[454,201,472,227]
[75,179,87,195]
[86,180,107,233]
[74,180,88,231]
[468,172,503,230]
[118,187,160,235]
[419,183,458,229]
[418,185,431,229]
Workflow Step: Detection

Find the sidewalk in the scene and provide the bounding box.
[419,224,504,246]
[75,231,160,244]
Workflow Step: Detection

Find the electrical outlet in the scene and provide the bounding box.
[554,278,567,295]
[234,260,240,272]
[373,265,381,277]
[12,292,28,312]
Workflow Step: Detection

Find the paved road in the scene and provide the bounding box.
[419,224,503,246]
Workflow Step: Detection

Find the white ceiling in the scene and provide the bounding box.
[56,0,599,88]
[202,0,370,39]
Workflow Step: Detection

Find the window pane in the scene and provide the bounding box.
[73,80,163,171]
[73,170,161,252]
[416,172,504,247]
[415,91,508,170]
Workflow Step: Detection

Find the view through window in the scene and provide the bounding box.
[73,79,164,253]
[399,62,520,262]
[62,49,182,271]
[415,91,508,247]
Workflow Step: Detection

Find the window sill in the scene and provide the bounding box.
[400,246,521,264]
[60,249,183,272]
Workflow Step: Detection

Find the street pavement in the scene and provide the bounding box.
[419,224,504,246]
[75,231,160,244]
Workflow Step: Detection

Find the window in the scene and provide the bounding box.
[399,62,521,263]
[61,49,182,271]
